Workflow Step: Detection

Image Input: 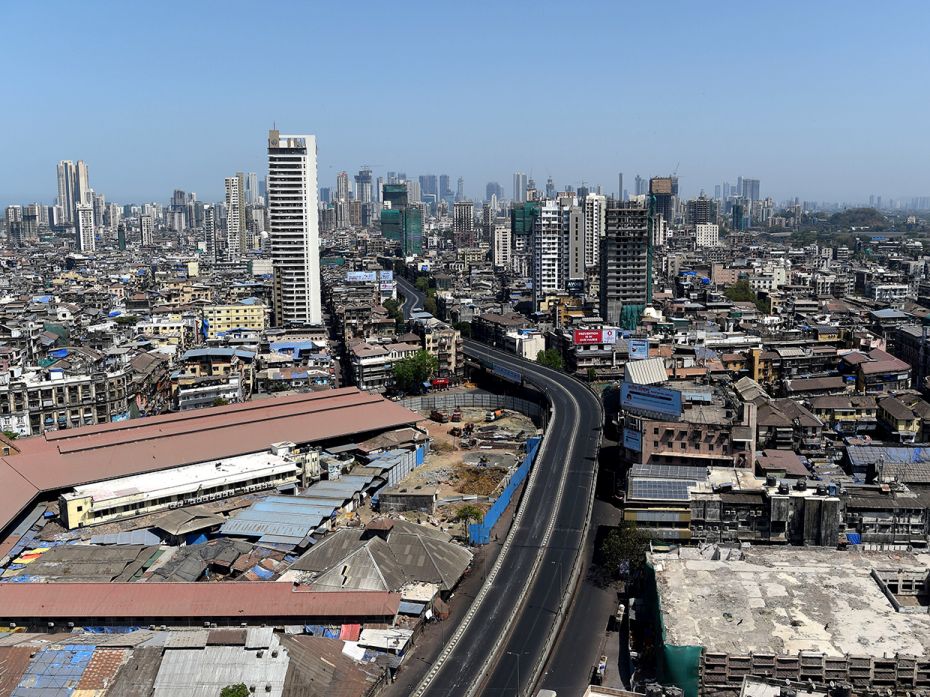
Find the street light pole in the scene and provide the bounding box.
[506,651,521,697]
[551,559,563,592]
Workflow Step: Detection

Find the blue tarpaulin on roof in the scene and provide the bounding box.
[846,532,862,544]
[249,564,274,580]
[398,601,426,615]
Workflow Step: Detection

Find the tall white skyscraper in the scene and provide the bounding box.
[225,173,246,257]
[75,204,95,252]
[74,161,91,206]
[583,193,606,268]
[203,205,217,262]
[245,172,260,205]
[268,130,321,326]
[139,214,154,247]
[513,172,528,204]
[57,161,76,223]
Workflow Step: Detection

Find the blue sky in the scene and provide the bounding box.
[3,1,929,206]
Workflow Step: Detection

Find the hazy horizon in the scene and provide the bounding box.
[3,1,930,207]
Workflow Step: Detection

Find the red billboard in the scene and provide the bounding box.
[573,328,618,345]
[573,329,603,345]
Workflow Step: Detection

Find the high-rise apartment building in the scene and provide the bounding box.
[485,182,504,202]
[6,206,23,246]
[583,194,606,268]
[741,178,761,201]
[203,205,217,262]
[139,214,154,247]
[57,160,93,224]
[268,130,322,326]
[224,173,247,257]
[513,172,528,203]
[355,168,373,226]
[75,204,95,252]
[336,171,350,202]
[687,194,716,225]
[22,204,40,244]
[533,200,569,305]
[381,183,422,255]
[419,175,438,200]
[56,161,76,223]
[634,175,646,196]
[618,173,624,201]
[649,176,677,225]
[453,201,474,247]
[245,172,260,205]
[567,205,584,282]
[599,200,652,328]
[455,177,465,202]
[354,168,373,203]
[439,175,452,204]
[74,161,91,207]
[407,179,421,204]
[493,223,511,269]
[695,223,720,248]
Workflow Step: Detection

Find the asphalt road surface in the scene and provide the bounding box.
[416,339,603,697]
[397,276,425,319]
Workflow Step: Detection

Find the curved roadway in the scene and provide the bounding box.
[398,276,603,696]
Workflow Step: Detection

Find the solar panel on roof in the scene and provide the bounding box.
[630,464,708,481]
[628,479,693,501]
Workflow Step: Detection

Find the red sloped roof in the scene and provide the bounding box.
[0,583,400,620]
[0,388,422,537]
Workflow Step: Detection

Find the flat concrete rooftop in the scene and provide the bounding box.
[652,546,930,658]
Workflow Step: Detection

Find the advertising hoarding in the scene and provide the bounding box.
[379,270,394,281]
[623,427,642,452]
[491,364,523,384]
[573,328,618,345]
[346,271,377,282]
[628,338,649,360]
[620,382,682,418]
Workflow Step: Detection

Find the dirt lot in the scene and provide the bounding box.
[395,406,538,525]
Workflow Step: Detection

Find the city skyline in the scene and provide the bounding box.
[3,1,930,206]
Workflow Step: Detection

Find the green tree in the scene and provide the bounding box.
[220,685,250,697]
[536,349,564,371]
[587,367,597,382]
[415,276,431,293]
[599,523,651,579]
[452,321,472,338]
[455,504,484,534]
[383,298,406,331]
[393,350,438,393]
[424,295,438,316]
[2,431,18,441]
[723,280,768,313]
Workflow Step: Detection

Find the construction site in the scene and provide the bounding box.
[376,405,539,530]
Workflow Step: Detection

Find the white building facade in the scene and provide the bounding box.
[267,131,322,326]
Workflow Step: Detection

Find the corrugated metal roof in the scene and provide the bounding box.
[0,388,421,537]
[0,584,401,621]
[624,357,667,386]
[89,529,162,546]
[152,642,287,697]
